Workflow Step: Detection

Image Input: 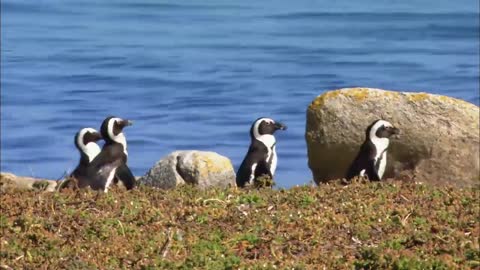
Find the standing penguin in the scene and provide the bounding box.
[346,119,399,181]
[99,116,137,191]
[70,128,102,188]
[236,117,287,188]
[83,116,136,192]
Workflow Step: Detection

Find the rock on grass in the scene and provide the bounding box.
[0,172,57,192]
[139,150,236,189]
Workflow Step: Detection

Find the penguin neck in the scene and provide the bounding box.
[81,142,101,163]
[254,134,276,148]
[108,133,128,156]
[370,136,389,158]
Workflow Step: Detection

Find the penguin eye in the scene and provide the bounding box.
[113,120,120,129]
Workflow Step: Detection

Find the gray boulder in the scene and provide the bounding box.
[306,87,479,187]
[139,151,236,189]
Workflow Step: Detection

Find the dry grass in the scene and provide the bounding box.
[0,179,478,269]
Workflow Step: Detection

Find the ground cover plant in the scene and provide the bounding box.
[1,177,478,269]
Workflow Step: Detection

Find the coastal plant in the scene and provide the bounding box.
[0,177,478,269]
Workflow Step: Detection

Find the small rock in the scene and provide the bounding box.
[306,87,479,187]
[0,172,57,192]
[139,150,236,189]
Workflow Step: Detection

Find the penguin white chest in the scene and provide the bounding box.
[248,163,258,185]
[372,137,389,180]
[84,142,101,163]
[104,167,117,193]
[376,151,387,180]
[269,145,278,176]
[257,135,277,176]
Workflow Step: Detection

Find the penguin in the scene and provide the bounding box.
[346,119,399,181]
[70,128,102,188]
[83,116,136,192]
[236,117,287,188]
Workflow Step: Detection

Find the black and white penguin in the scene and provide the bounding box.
[236,117,287,188]
[70,128,102,188]
[100,116,137,191]
[346,119,399,181]
[85,116,136,192]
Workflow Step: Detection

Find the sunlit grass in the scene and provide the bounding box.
[1,179,478,269]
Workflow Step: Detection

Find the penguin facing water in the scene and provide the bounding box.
[70,128,102,188]
[236,117,287,188]
[346,119,399,181]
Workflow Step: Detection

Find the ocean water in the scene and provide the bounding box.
[1,0,479,187]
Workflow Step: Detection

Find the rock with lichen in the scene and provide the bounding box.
[306,87,480,187]
[0,172,57,192]
[139,151,236,189]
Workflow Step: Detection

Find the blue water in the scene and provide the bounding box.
[1,0,479,187]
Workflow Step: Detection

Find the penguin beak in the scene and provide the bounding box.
[275,122,287,131]
[120,119,133,127]
[93,131,103,141]
[389,127,400,136]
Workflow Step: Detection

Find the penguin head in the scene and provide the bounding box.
[74,128,102,162]
[250,117,287,141]
[100,116,133,145]
[366,119,399,142]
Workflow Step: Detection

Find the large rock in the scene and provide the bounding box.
[306,87,479,187]
[0,172,57,192]
[139,151,236,189]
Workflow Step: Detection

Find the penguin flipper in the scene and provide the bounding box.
[346,154,363,180]
[254,159,272,179]
[115,164,137,190]
[236,159,255,187]
[253,159,274,187]
[366,159,381,181]
[345,162,358,180]
[90,163,118,191]
[88,144,124,190]
[236,145,260,187]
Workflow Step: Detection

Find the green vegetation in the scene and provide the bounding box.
[0,180,478,269]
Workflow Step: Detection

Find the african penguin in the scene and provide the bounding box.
[70,128,102,188]
[236,117,287,188]
[346,119,399,181]
[86,116,136,192]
